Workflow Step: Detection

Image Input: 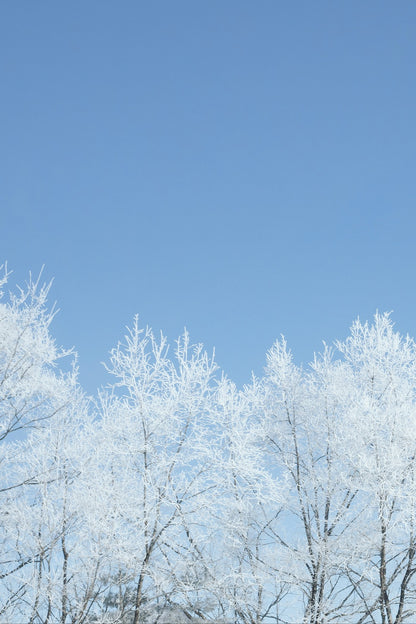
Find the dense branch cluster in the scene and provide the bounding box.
[1,268,416,624]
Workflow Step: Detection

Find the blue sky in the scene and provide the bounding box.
[2,2,416,394]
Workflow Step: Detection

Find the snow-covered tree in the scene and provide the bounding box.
[254,314,416,624]
[0,268,91,622]
[255,337,361,623]
[210,377,288,624]
[83,318,218,624]
[335,314,416,624]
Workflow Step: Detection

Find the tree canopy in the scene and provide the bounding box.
[1,268,416,624]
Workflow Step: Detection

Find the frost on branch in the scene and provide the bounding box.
[0,267,73,442]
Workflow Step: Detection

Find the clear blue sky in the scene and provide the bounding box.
[2,2,416,393]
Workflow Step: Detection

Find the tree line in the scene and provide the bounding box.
[1,267,416,624]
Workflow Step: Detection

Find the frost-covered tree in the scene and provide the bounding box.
[334,314,416,624]
[254,338,361,623]
[82,319,218,624]
[0,267,90,622]
[210,377,288,624]
[0,267,74,445]
[2,392,97,624]
[254,314,416,624]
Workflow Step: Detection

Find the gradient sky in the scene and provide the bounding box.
[2,1,416,394]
